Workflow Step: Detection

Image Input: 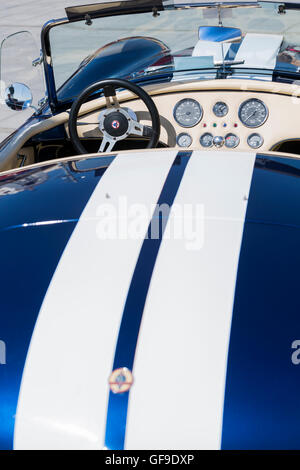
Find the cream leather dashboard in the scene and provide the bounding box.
[3,79,300,173]
[70,81,300,153]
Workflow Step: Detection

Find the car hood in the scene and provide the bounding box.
[1,149,300,449]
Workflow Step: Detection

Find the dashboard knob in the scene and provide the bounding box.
[213,136,225,148]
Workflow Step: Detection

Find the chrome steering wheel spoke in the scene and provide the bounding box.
[130,121,144,137]
[98,135,116,153]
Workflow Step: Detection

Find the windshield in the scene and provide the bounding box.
[49,2,300,104]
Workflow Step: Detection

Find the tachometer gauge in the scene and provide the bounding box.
[225,133,240,148]
[177,133,192,148]
[247,133,264,149]
[200,132,213,148]
[174,99,203,128]
[213,101,228,117]
[238,99,268,128]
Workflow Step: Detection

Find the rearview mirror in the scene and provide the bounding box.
[198,26,242,43]
[5,82,33,111]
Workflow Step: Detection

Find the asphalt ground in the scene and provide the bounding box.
[0,0,84,141]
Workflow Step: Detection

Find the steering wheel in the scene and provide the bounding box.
[69,78,161,154]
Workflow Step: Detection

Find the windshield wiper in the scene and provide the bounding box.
[138,64,173,76]
[215,59,245,78]
[214,59,245,67]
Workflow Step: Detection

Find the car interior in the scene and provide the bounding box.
[4,77,300,171]
[2,2,300,172]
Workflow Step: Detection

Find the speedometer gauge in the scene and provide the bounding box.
[238,99,268,128]
[174,99,203,128]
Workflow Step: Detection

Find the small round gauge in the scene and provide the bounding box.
[177,133,193,148]
[174,99,203,128]
[200,132,213,148]
[213,101,228,117]
[247,133,264,149]
[225,133,240,148]
[238,99,268,128]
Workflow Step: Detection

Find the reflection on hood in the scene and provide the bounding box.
[0,174,49,196]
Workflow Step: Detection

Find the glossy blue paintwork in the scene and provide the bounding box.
[1,151,300,448]
[105,151,192,450]
[0,155,114,449]
[222,154,300,449]
[56,36,170,105]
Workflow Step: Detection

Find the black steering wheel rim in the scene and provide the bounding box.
[69,78,161,155]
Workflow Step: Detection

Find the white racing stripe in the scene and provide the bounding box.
[14,150,178,450]
[125,151,256,449]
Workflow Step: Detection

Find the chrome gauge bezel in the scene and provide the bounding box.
[199,132,214,148]
[247,133,264,149]
[238,98,269,128]
[173,98,203,128]
[176,132,193,148]
[224,133,240,149]
[213,101,228,117]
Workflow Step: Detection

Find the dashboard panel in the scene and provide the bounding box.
[70,83,300,153]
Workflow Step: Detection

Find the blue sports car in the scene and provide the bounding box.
[0,0,300,450]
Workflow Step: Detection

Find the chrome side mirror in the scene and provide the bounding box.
[198,26,242,44]
[5,82,33,111]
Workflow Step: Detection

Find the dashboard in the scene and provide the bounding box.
[66,80,300,153]
[173,97,267,149]
[5,79,300,173]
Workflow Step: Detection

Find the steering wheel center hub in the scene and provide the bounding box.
[103,111,129,137]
